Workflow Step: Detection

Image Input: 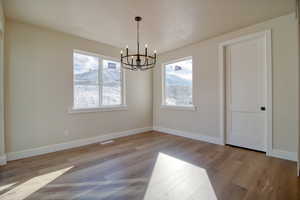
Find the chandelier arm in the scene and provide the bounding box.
[121,56,155,65]
[142,56,149,66]
[126,55,130,64]
[122,54,155,58]
[121,60,154,67]
[122,61,155,70]
[122,62,138,70]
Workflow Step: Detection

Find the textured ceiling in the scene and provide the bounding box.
[3,0,295,53]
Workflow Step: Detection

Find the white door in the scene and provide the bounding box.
[226,35,267,152]
[0,31,4,163]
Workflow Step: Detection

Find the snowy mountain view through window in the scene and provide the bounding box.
[164,58,193,106]
[102,60,121,105]
[73,51,123,109]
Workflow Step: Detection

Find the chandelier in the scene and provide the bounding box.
[120,16,157,71]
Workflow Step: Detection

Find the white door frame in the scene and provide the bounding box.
[0,29,5,165]
[218,30,273,155]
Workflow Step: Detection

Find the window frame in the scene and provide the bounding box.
[161,56,196,111]
[70,49,127,113]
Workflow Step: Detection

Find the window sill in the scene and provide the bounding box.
[69,105,128,114]
[160,105,197,111]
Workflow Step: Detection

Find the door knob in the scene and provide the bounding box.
[260,106,266,111]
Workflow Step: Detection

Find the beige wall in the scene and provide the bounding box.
[0,0,5,159]
[5,20,153,153]
[154,13,299,153]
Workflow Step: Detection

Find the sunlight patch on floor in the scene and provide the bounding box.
[0,166,73,200]
[144,153,217,200]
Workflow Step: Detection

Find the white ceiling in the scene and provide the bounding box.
[3,0,295,53]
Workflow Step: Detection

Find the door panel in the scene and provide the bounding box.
[226,36,267,152]
[230,112,265,151]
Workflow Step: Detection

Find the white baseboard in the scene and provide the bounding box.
[153,126,222,145]
[0,155,7,165]
[268,149,298,162]
[7,127,152,161]
[153,126,298,162]
[4,126,298,163]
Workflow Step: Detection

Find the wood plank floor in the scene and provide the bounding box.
[0,131,299,200]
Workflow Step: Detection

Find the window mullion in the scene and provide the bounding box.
[98,57,103,107]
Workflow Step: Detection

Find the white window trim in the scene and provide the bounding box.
[161,56,196,111]
[69,104,128,114]
[160,104,196,111]
[70,50,127,114]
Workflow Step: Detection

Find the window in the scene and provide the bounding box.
[72,50,125,112]
[162,57,194,109]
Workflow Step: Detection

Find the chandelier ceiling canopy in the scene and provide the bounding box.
[120,16,156,71]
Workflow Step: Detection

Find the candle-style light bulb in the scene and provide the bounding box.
[131,56,134,65]
[120,50,123,54]
[126,45,129,56]
[154,50,157,58]
[145,44,148,56]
